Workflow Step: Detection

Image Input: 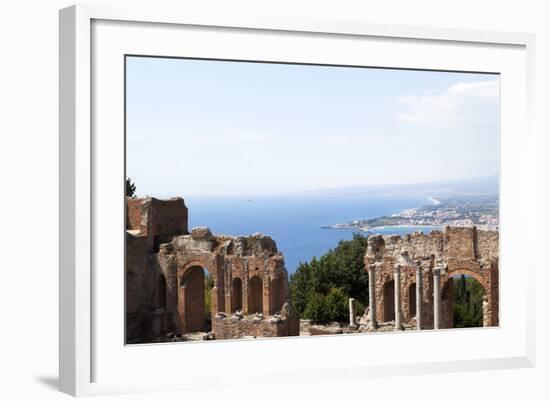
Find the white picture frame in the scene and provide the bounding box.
[59,4,536,397]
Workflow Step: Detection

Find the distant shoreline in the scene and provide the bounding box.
[366,224,442,231]
[322,196,436,232]
[322,194,499,233]
[322,224,442,233]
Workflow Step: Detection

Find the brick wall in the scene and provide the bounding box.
[366,227,499,330]
[126,198,143,231]
[151,197,188,238]
[212,314,295,340]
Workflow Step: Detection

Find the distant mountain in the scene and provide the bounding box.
[304,175,499,198]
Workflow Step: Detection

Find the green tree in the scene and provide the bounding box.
[126,177,136,197]
[324,287,349,323]
[204,272,214,320]
[303,291,330,324]
[288,260,314,315]
[289,234,369,323]
[301,288,350,324]
[458,274,467,302]
[452,275,485,328]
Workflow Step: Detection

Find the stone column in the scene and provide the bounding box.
[433,268,442,330]
[349,298,357,328]
[394,265,402,330]
[224,268,232,314]
[416,263,423,330]
[242,260,249,314]
[368,264,377,329]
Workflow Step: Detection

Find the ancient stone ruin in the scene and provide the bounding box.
[126,196,499,342]
[126,197,299,343]
[363,227,499,331]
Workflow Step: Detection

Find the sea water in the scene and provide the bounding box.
[186,195,436,274]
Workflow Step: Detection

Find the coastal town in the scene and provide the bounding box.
[325,195,499,232]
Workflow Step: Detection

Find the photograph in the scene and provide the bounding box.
[124,56,500,344]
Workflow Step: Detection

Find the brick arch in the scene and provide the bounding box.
[446,268,490,292]
[231,277,243,312]
[442,268,493,329]
[248,275,263,314]
[179,265,207,332]
[177,259,220,334]
[269,274,285,314]
[179,259,216,280]
[373,272,396,324]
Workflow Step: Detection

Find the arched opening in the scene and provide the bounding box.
[248,276,263,314]
[445,274,486,329]
[232,278,243,312]
[180,266,212,332]
[408,282,416,319]
[269,276,284,314]
[383,280,395,322]
[157,274,167,308]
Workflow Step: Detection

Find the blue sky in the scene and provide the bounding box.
[126,56,499,197]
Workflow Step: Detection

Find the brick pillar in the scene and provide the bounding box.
[482,295,490,327]
[263,275,270,316]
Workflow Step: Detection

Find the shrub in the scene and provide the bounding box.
[303,291,330,324]
[324,287,349,323]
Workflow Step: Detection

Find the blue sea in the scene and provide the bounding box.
[186,195,437,275]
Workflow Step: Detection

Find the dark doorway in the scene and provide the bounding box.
[180,266,206,332]
[157,274,167,308]
[248,276,263,314]
[408,282,416,319]
[383,280,395,322]
[232,278,243,312]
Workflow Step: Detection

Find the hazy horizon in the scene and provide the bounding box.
[126,57,499,198]
[128,174,499,199]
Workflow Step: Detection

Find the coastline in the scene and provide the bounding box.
[322,194,499,233]
[322,224,443,235]
[363,224,442,231]
[323,195,437,232]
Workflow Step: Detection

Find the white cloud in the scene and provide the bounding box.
[397,79,499,124]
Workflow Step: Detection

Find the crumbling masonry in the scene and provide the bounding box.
[126,197,299,343]
[126,196,499,342]
[363,227,499,330]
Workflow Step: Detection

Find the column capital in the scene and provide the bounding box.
[394,264,401,273]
